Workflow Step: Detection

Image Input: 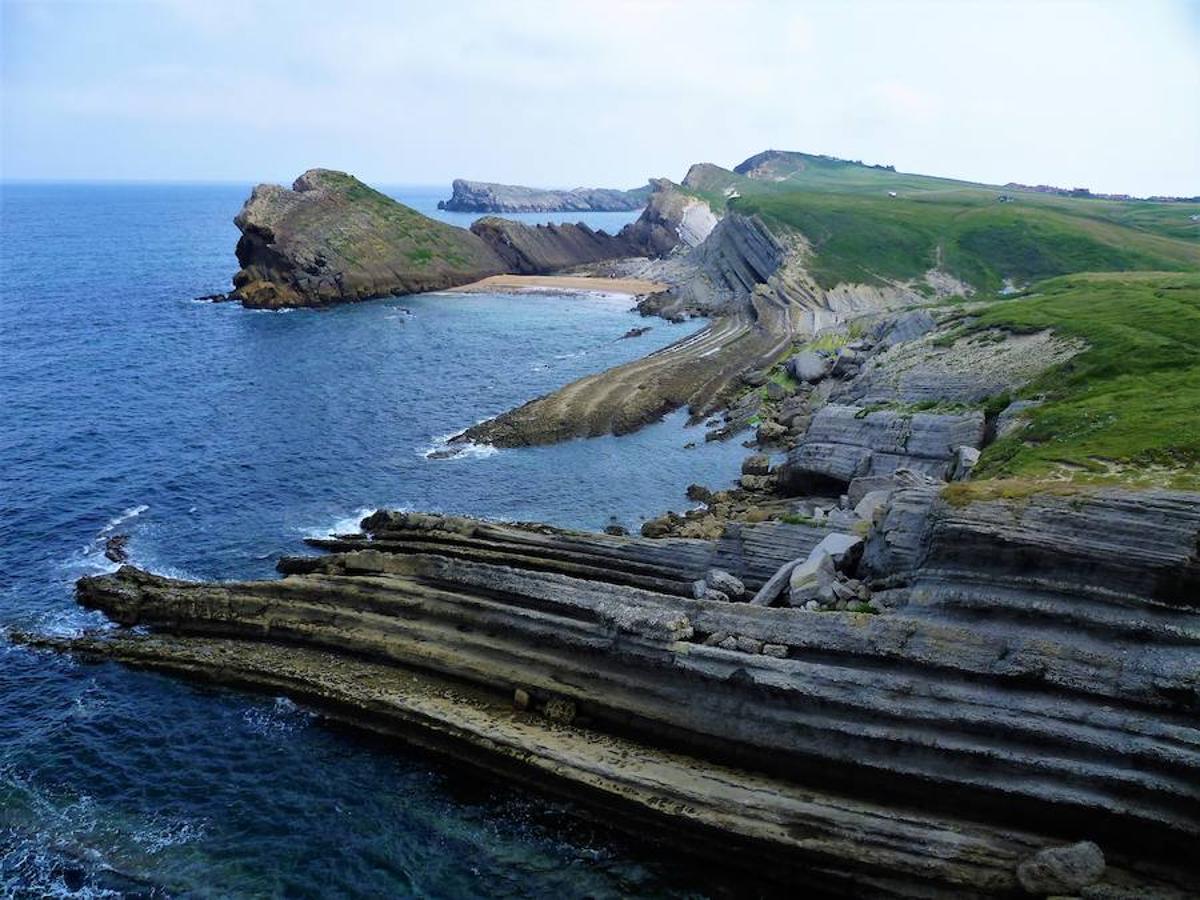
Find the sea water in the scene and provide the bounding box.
[0,183,745,897]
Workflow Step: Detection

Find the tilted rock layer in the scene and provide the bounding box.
[44,487,1200,897]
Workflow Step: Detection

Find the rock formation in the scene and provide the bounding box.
[27,483,1200,897]
[230,169,508,308]
[438,179,652,213]
[469,217,640,274]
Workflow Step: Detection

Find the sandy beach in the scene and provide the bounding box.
[449,274,668,296]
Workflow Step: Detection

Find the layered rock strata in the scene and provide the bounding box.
[778,404,986,493]
[469,217,641,274]
[439,179,652,213]
[33,489,1200,897]
[460,213,799,446]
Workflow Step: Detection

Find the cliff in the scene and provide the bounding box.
[229,169,507,308]
[438,178,652,213]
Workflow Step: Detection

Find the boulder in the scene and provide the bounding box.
[787,350,832,383]
[765,381,791,401]
[848,475,897,507]
[951,445,981,481]
[741,454,772,476]
[854,489,893,524]
[831,349,864,379]
[686,484,714,503]
[1016,841,1105,895]
[742,371,769,387]
[810,532,864,569]
[880,309,937,346]
[788,551,836,605]
[996,399,1043,439]
[641,516,673,538]
[756,420,788,444]
[705,568,746,599]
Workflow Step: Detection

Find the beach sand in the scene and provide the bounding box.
[449,274,667,296]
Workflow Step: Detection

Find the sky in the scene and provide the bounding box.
[2,0,1198,195]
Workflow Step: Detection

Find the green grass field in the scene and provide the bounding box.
[952,272,1200,488]
[677,153,1199,293]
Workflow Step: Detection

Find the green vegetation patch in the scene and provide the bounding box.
[967,272,1200,488]
[735,190,1197,292]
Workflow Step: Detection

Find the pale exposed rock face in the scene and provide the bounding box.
[230,169,507,308]
[841,323,1084,407]
[619,179,718,257]
[40,485,1200,897]
[438,178,652,213]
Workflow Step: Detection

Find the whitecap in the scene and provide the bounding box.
[300,506,378,539]
[241,695,315,738]
[421,431,499,461]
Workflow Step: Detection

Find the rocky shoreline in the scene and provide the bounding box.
[23,150,1200,896]
[23,480,1200,897]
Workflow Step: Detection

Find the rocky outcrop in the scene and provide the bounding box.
[30,486,1200,897]
[778,405,985,493]
[618,179,718,256]
[230,169,507,308]
[438,179,652,213]
[469,217,641,274]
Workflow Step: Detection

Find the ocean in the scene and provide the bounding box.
[0,182,745,897]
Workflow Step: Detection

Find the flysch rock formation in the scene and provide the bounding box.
[438,178,653,213]
[468,217,641,274]
[23,485,1200,897]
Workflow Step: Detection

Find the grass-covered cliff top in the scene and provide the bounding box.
[681,153,1199,294]
[956,272,1200,489]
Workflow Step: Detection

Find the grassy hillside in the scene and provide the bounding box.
[954,272,1200,489]
[679,152,1199,293]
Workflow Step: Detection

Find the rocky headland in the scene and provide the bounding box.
[438,178,653,213]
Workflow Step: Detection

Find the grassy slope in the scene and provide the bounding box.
[681,155,1199,293]
[698,153,1200,488]
[302,170,492,271]
[957,272,1200,488]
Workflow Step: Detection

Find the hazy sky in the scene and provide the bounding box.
[2,0,1198,195]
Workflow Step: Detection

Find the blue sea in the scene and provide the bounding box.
[0,183,746,897]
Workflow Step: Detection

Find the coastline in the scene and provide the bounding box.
[447,273,668,296]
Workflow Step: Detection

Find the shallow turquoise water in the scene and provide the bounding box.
[0,183,745,897]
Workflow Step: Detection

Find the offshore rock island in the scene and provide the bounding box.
[27,149,1200,896]
[438,178,654,213]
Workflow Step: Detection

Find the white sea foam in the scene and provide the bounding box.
[241,696,315,738]
[422,427,500,461]
[301,506,378,539]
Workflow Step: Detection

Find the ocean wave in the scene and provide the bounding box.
[241,696,315,738]
[300,507,378,539]
[422,429,499,461]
